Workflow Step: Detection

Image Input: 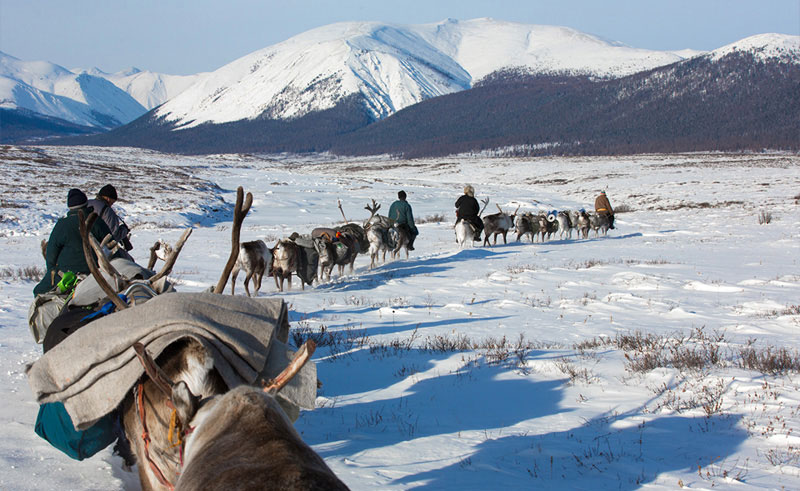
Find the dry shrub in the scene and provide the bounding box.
[0,265,43,281]
[417,213,446,224]
[739,346,800,374]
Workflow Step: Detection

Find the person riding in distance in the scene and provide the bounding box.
[594,190,615,230]
[455,185,484,241]
[388,190,419,251]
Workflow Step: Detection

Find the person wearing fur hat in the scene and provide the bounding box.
[594,190,615,230]
[455,184,484,241]
[87,184,133,251]
[34,189,113,296]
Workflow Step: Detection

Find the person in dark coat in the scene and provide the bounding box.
[594,190,615,229]
[87,184,133,251]
[33,189,113,296]
[388,190,419,250]
[455,185,484,241]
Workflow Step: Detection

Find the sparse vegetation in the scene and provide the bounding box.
[0,265,43,281]
[758,210,773,224]
[416,213,446,224]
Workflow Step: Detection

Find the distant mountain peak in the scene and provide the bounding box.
[710,33,800,62]
[155,18,692,128]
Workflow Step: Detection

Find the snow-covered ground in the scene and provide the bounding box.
[1,145,799,490]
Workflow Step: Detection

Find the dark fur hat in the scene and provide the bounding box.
[67,188,87,209]
[98,184,117,200]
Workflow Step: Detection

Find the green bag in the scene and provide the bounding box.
[34,402,116,460]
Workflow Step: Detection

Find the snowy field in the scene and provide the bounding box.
[1,145,799,490]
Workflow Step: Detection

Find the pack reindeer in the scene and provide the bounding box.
[482,204,519,247]
[455,197,490,248]
[556,210,574,240]
[78,188,347,490]
[575,209,591,239]
[589,212,610,237]
[514,212,541,243]
[231,240,273,296]
[272,239,307,292]
[314,201,365,281]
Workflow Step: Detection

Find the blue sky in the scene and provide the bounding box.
[1,0,798,75]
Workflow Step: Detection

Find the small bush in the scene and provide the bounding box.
[417,213,446,224]
[0,265,43,281]
[739,346,800,374]
[758,210,772,224]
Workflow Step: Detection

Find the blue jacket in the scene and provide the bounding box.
[388,199,418,235]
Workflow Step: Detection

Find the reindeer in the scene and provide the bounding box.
[575,209,591,239]
[515,212,540,243]
[363,200,409,268]
[363,200,392,268]
[482,204,519,247]
[315,231,359,281]
[272,239,305,292]
[589,212,610,237]
[231,240,273,296]
[455,197,490,248]
[128,339,346,491]
[556,210,574,240]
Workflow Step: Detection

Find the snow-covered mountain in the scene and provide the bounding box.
[81,66,203,110]
[708,32,800,61]
[156,18,700,128]
[0,51,146,128]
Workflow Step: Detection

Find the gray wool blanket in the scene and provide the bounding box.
[27,292,316,430]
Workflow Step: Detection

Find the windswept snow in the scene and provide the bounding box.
[1,146,799,490]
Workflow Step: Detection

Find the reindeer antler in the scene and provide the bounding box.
[214,187,252,294]
[147,241,161,270]
[263,340,316,394]
[337,199,349,223]
[363,199,381,227]
[479,197,490,217]
[149,228,192,284]
[78,210,128,310]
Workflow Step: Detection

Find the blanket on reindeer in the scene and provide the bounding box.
[27,292,317,431]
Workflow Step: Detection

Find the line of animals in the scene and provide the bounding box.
[217,200,612,297]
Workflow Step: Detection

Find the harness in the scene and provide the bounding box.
[136,381,194,490]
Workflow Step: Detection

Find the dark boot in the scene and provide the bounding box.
[407,237,415,251]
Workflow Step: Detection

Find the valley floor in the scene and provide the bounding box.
[1,146,799,489]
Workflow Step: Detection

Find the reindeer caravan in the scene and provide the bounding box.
[27,187,349,490]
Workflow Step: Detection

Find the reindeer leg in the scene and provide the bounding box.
[244,272,253,297]
[254,270,263,296]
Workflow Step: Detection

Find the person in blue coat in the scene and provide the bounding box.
[388,190,419,251]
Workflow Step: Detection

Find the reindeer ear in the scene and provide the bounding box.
[172,381,200,425]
